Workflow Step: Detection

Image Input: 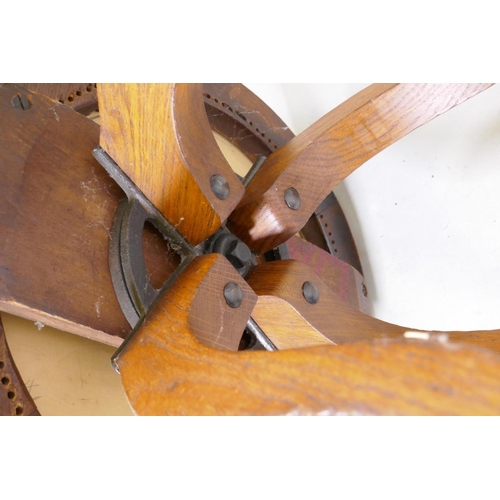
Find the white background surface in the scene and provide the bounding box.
[245,84,500,332]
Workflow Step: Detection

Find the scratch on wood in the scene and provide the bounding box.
[95,296,104,318]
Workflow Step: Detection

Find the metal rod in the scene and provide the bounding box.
[246,317,277,351]
[243,156,267,187]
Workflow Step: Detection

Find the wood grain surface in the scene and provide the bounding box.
[286,236,371,314]
[0,84,367,347]
[98,84,245,245]
[182,255,257,351]
[0,85,130,346]
[117,254,500,415]
[229,83,494,254]
[15,83,98,114]
[203,83,363,270]
[247,259,500,353]
[0,86,181,345]
[203,83,295,162]
[0,83,372,415]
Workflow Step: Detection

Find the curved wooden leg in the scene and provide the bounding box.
[117,255,500,416]
[229,84,494,253]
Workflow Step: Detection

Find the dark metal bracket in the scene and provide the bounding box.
[94,146,199,328]
[93,148,279,370]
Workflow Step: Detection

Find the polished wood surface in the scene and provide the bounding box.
[98,84,245,246]
[117,254,256,413]
[0,83,370,415]
[247,259,500,353]
[15,83,99,114]
[0,84,366,348]
[229,83,494,254]
[180,254,256,352]
[204,83,363,268]
[4,82,499,415]
[117,255,500,415]
[286,236,371,314]
[0,85,130,346]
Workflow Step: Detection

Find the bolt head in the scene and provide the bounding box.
[210,175,230,200]
[302,281,319,304]
[224,282,244,308]
[228,239,252,266]
[12,94,31,111]
[212,232,252,274]
[284,187,301,210]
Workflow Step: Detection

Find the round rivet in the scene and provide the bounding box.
[210,175,230,200]
[12,94,31,110]
[302,281,319,304]
[224,282,244,308]
[284,187,301,210]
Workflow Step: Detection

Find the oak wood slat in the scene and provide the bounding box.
[0,84,368,347]
[117,254,500,415]
[180,254,257,352]
[0,86,179,345]
[98,84,245,246]
[203,83,364,271]
[0,85,130,346]
[229,83,494,254]
[15,83,99,114]
[246,259,500,353]
[3,83,499,415]
[286,236,371,314]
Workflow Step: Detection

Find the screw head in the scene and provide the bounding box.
[210,175,230,200]
[12,94,31,111]
[302,281,319,304]
[284,187,301,210]
[224,282,244,308]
